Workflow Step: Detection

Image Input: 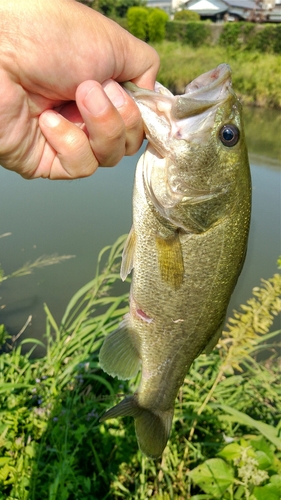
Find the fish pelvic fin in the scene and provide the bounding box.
[99,314,140,380]
[100,395,174,459]
[120,226,136,281]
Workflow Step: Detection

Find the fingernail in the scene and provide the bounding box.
[41,110,61,128]
[102,80,126,109]
[84,85,109,116]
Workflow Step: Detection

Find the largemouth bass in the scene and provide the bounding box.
[99,64,251,459]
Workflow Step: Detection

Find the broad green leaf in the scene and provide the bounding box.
[270,475,281,487]
[252,483,281,500]
[188,458,234,498]
[216,405,281,450]
[217,442,242,462]
[250,436,275,460]
[255,450,273,470]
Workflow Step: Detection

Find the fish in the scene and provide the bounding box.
[99,64,251,459]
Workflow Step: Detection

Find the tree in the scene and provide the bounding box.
[174,9,200,22]
[116,0,147,18]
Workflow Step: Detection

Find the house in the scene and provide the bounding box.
[146,0,182,13]
[146,0,281,20]
[183,0,258,21]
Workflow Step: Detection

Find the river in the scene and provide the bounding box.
[0,107,280,353]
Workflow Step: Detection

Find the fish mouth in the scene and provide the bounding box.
[171,64,232,119]
[123,64,232,121]
[184,64,231,98]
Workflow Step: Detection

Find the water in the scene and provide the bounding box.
[0,107,280,352]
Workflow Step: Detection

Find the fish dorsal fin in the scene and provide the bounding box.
[120,226,136,281]
[156,231,184,290]
[99,313,140,380]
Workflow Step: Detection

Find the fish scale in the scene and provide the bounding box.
[99,64,251,459]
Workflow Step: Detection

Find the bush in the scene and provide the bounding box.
[127,7,168,42]
[166,20,189,43]
[127,6,148,40]
[219,22,242,50]
[147,9,169,43]
[115,0,147,18]
[174,9,200,22]
[219,22,281,54]
[185,21,211,47]
[166,20,211,46]
[250,24,281,54]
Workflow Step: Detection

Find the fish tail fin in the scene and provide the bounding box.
[100,395,174,459]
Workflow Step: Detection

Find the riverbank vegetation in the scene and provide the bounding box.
[0,237,280,499]
[82,1,281,109]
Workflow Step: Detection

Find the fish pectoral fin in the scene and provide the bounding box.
[100,394,174,459]
[120,226,136,281]
[204,321,224,355]
[156,231,184,290]
[99,313,140,380]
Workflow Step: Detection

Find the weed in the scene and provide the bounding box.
[0,237,280,499]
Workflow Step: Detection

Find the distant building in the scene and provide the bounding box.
[146,0,182,13]
[183,0,258,21]
[146,0,281,20]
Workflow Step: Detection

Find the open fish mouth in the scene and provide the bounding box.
[171,64,232,119]
[123,64,234,144]
[124,64,232,121]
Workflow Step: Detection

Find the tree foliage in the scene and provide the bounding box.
[147,9,169,42]
[89,0,147,18]
[127,7,168,42]
[127,6,148,41]
[174,9,200,22]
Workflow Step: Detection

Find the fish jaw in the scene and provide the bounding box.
[123,64,233,156]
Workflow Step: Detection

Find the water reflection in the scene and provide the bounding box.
[0,107,280,350]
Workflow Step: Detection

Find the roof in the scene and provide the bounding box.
[186,0,257,10]
[224,0,257,9]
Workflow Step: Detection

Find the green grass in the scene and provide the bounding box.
[151,42,281,109]
[0,238,280,499]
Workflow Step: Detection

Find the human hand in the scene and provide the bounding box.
[0,0,159,179]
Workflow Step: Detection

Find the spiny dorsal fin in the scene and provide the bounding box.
[156,231,184,290]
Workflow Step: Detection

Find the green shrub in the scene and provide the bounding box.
[185,21,211,47]
[219,22,281,54]
[250,24,281,54]
[147,9,169,43]
[115,0,147,18]
[166,20,211,46]
[219,22,242,49]
[273,24,281,53]
[174,9,200,22]
[127,6,148,40]
[165,20,189,43]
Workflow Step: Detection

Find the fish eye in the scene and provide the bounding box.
[219,124,240,147]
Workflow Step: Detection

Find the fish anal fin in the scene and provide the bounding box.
[99,314,140,380]
[100,394,174,459]
[156,231,184,290]
[120,226,136,281]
